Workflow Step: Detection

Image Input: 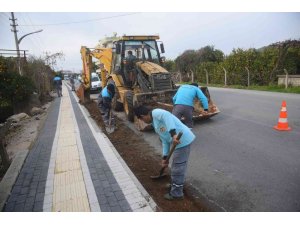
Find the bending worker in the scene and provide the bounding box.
[98,83,115,124]
[133,105,195,201]
[172,83,208,128]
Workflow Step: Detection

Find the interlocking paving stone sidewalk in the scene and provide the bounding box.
[3,98,61,212]
[2,83,155,212]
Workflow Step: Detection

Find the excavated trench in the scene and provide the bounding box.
[84,100,214,211]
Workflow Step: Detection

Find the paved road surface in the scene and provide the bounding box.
[120,87,300,211]
[187,87,300,211]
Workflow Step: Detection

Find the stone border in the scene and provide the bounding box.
[0,150,29,211]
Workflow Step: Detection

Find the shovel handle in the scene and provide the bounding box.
[158,131,183,177]
[165,131,183,162]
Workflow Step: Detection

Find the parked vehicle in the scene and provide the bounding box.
[90,73,102,92]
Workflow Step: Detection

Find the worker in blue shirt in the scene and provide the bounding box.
[172,83,209,128]
[133,105,196,200]
[98,83,115,124]
[53,75,62,97]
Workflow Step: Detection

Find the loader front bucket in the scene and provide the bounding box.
[192,87,220,121]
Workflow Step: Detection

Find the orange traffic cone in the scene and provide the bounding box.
[273,100,291,131]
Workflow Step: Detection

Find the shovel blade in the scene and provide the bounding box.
[105,126,115,134]
[150,166,168,180]
[150,173,168,180]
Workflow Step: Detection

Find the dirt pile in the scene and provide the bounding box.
[84,100,212,212]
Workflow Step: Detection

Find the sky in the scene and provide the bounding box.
[1,2,300,74]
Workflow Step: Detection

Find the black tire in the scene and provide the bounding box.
[112,96,123,111]
[124,91,134,122]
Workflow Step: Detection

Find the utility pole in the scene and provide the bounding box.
[10,12,22,75]
[9,12,43,76]
[284,68,289,89]
[245,67,250,87]
[222,67,227,86]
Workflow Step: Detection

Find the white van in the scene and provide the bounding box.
[90,73,102,92]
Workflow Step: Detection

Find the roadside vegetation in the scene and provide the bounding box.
[165,39,300,91]
[0,52,64,122]
[198,83,300,94]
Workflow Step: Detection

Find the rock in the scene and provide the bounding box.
[35,117,40,120]
[30,107,44,116]
[41,103,50,110]
[7,113,30,123]
[10,123,21,129]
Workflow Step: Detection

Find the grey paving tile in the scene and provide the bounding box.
[25,196,35,206]
[33,201,43,212]
[99,204,111,212]
[114,190,126,201]
[23,202,34,212]
[7,194,19,203]
[11,185,22,195]
[93,180,101,187]
[104,189,114,197]
[94,186,104,194]
[3,202,15,212]
[20,187,29,195]
[98,175,107,181]
[16,194,27,204]
[28,189,37,197]
[22,180,31,187]
[110,205,122,212]
[35,191,44,202]
[14,202,25,211]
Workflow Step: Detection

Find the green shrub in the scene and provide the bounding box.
[0,71,35,104]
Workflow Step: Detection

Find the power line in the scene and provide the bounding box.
[18,12,140,26]
[25,13,46,47]
[0,14,9,26]
[19,13,44,53]
[0,12,9,18]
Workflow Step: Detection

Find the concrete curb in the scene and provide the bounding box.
[0,150,29,211]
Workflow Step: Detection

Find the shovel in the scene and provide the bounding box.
[105,109,114,134]
[150,131,183,180]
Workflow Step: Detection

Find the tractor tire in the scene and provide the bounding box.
[123,91,134,122]
[112,93,123,112]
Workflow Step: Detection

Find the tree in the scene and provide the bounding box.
[163,59,176,72]
[175,46,225,82]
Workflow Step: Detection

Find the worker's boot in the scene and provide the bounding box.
[163,193,183,201]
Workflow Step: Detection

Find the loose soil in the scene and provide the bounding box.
[84,100,213,212]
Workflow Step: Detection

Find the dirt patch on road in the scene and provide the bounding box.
[84,100,213,212]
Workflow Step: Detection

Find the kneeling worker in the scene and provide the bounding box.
[133,105,196,201]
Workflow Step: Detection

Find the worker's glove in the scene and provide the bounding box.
[161,160,169,168]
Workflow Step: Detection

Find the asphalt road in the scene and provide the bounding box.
[186,87,300,212]
[116,87,300,212]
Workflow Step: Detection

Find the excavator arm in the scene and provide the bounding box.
[78,46,113,103]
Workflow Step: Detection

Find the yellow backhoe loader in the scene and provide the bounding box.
[79,35,220,128]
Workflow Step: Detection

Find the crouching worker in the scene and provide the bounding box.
[98,83,115,125]
[133,105,196,201]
